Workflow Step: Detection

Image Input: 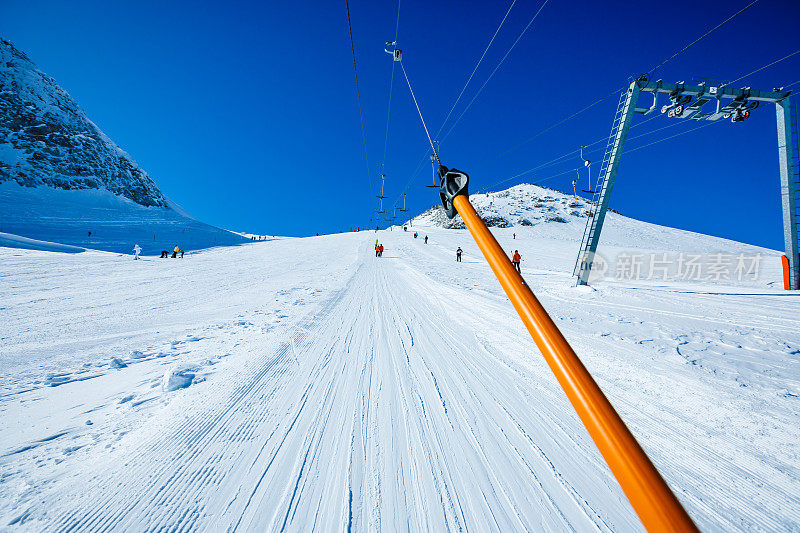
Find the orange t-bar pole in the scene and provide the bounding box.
[452,194,697,532]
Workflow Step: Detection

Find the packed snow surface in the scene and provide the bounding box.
[2,204,799,530]
[0,231,84,253]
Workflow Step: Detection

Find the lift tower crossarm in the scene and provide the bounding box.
[637,80,791,103]
[575,78,799,290]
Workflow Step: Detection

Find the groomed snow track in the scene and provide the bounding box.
[28,245,632,531]
[4,228,800,531]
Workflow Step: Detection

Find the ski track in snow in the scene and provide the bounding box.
[2,227,799,531]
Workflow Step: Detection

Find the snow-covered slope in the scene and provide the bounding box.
[409,183,775,274]
[1,221,798,530]
[0,38,248,253]
[0,181,248,255]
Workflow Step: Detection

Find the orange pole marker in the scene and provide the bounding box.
[782,255,790,290]
[453,194,697,532]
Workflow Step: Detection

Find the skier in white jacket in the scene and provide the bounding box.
[132,244,142,260]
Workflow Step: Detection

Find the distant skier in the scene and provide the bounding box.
[424,235,428,244]
[378,244,384,257]
[172,245,180,258]
[375,243,380,257]
[456,247,462,262]
[512,250,521,273]
[161,250,169,258]
[180,249,184,258]
[513,233,516,239]
[132,244,142,260]
[414,232,418,239]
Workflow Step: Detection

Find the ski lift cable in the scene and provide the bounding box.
[382,0,534,209]
[344,0,374,200]
[625,118,723,154]
[388,4,773,232]
[388,0,759,215]
[393,111,662,224]
[727,49,800,86]
[434,0,518,140]
[474,1,761,171]
[485,119,723,191]
[479,46,799,184]
[384,0,547,213]
[439,0,551,145]
[473,87,623,170]
[399,61,440,164]
[480,112,665,180]
[380,0,402,167]
[648,0,760,76]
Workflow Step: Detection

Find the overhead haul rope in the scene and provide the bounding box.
[487,51,799,192]
[435,0,518,139]
[474,87,622,170]
[380,0,402,166]
[440,0,551,143]
[648,0,760,76]
[386,0,534,213]
[400,61,440,165]
[344,0,373,200]
[493,113,683,181]
[728,49,800,85]
[476,0,761,171]
[485,118,723,191]
[392,0,764,221]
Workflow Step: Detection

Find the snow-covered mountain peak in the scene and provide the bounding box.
[412,183,594,229]
[0,38,169,208]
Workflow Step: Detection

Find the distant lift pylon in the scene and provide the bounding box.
[376,172,387,214]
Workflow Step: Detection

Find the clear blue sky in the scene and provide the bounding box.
[3,0,799,248]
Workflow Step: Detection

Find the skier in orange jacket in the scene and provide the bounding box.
[512,250,521,272]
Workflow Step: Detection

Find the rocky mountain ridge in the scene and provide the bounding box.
[0,38,168,207]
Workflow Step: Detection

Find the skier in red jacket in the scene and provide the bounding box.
[512,250,521,273]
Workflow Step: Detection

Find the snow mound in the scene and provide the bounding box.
[109,357,128,369]
[161,364,200,392]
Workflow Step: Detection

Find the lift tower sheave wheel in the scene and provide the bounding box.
[573,79,798,289]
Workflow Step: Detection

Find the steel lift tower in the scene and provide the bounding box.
[574,78,798,289]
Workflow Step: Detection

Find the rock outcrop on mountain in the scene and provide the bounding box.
[0,38,168,207]
[0,38,249,254]
[410,183,592,229]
